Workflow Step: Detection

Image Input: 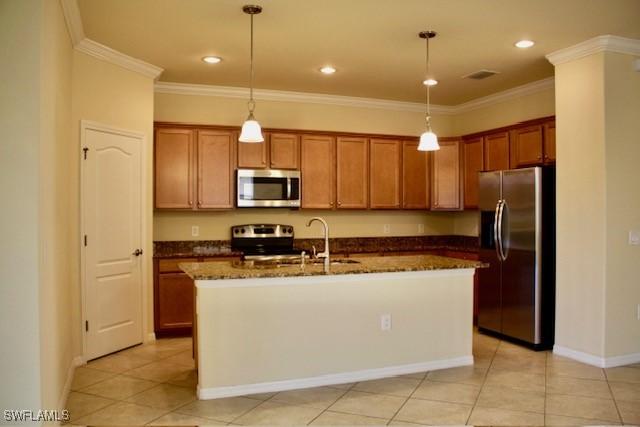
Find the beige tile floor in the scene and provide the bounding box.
[65,331,640,426]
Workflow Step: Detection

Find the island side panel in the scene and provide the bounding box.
[196,270,473,398]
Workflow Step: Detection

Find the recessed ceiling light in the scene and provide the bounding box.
[515,40,535,49]
[423,79,438,86]
[319,66,336,75]
[202,56,222,64]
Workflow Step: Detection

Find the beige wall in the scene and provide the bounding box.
[453,87,556,135]
[0,0,45,413]
[554,49,640,361]
[196,271,473,393]
[155,210,454,241]
[71,52,156,347]
[39,0,75,413]
[554,53,607,357]
[603,52,640,358]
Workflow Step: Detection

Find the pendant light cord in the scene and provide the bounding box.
[248,12,255,114]
[425,34,431,127]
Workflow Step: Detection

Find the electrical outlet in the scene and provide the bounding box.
[418,224,425,234]
[383,224,391,234]
[191,226,200,237]
[629,230,640,245]
[380,314,392,331]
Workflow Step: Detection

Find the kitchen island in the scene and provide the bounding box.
[180,255,483,400]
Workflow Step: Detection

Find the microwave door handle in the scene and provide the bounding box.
[493,200,501,260]
[286,178,292,200]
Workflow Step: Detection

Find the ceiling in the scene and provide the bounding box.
[77,0,640,105]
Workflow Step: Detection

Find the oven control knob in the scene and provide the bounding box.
[288,227,293,234]
[241,228,246,234]
[234,229,239,234]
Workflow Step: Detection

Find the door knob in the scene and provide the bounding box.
[132,249,143,256]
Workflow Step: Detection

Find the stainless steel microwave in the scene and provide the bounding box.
[236,169,301,208]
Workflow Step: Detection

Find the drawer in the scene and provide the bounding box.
[158,258,198,273]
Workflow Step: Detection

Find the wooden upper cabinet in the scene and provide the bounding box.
[511,125,543,168]
[336,137,368,209]
[300,135,335,209]
[155,128,194,209]
[402,141,429,209]
[237,137,268,169]
[431,140,462,211]
[270,133,299,169]
[369,139,401,209]
[463,137,484,209]
[484,131,510,171]
[197,130,235,209]
[543,121,556,164]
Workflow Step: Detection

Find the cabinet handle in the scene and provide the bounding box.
[337,201,342,206]
[188,199,193,206]
[330,202,334,207]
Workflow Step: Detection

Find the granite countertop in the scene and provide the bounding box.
[180,254,485,281]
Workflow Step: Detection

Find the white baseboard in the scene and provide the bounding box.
[197,355,473,400]
[57,355,86,414]
[553,345,640,368]
[146,332,156,342]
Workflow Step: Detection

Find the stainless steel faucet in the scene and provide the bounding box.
[306,217,330,273]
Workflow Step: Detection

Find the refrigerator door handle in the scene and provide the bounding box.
[496,200,506,261]
[498,200,509,261]
[493,200,503,261]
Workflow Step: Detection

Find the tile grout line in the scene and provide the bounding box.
[464,335,500,425]
[304,384,356,425]
[603,369,625,425]
[386,371,429,425]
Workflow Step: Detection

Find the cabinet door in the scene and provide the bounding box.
[156,273,194,330]
[370,139,401,209]
[511,125,543,168]
[237,137,268,169]
[154,128,194,209]
[270,133,299,169]
[336,137,368,209]
[301,135,335,209]
[431,140,462,210]
[197,130,235,209]
[484,131,510,171]
[544,121,556,164]
[463,137,484,209]
[402,141,429,209]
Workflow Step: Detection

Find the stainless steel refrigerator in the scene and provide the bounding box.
[477,167,555,349]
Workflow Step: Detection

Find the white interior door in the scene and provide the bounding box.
[82,122,144,360]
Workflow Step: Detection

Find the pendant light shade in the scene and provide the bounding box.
[417,30,439,151]
[240,113,264,143]
[239,5,264,143]
[418,130,439,151]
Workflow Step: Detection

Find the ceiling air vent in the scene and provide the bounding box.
[462,69,500,80]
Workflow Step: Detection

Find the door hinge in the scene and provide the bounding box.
[85,320,89,332]
[82,147,89,160]
[84,235,88,246]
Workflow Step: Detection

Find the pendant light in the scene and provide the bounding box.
[239,5,264,143]
[417,30,439,151]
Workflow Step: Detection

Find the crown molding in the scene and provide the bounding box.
[76,39,164,80]
[453,77,555,114]
[155,77,555,116]
[155,82,457,114]
[546,35,640,66]
[60,0,85,45]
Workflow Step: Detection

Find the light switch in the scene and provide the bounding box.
[192,226,200,237]
[629,230,640,245]
[383,224,391,234]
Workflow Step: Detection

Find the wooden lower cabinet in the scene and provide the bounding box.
[154,256,239,337]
